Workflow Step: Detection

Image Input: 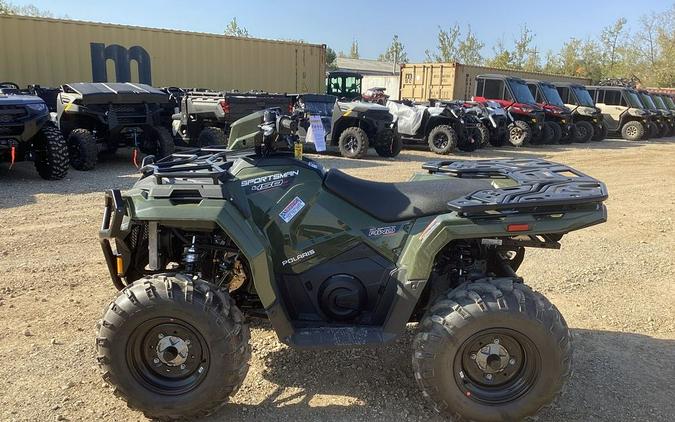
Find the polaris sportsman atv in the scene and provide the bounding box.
[96,109,608,421]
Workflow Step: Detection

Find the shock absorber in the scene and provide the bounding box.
[183,236,199,274]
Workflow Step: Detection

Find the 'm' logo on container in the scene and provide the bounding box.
[90,43,152,85]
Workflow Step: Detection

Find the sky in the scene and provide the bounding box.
[8,0,672,62]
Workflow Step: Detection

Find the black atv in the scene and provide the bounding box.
[293,94,401,159]
[55,83,174,171]
[0,82,68,180]
[387,99,483,154]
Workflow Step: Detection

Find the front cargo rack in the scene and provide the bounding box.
[423,159,608,216]
[140,146,248,185]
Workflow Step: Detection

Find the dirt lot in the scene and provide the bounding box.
[1,138,674,422]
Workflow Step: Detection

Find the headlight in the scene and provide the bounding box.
[628,109,646,117]
[577,107,595,116]
[25,102,48,113]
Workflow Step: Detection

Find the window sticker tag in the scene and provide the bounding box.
[279,196,306,223]
[306,115,326,152]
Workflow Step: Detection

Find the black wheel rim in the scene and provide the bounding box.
[577,126,588,139]
[433,133,448,149]
[453,328,540,405]
[127,317,210,395]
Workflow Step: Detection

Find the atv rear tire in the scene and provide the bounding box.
[338,126,369,159]
[33,122,69,180]
[592,121,608,141]
[375,132,402,158]
[574,121,594,143]
[507,121,531,147]
[621,121,645,141]
[427,125,458,155]
[141,126,175,159]
[67,128,98,171]
[197,127,227,147]
[96,274,251,420]
[413,278,571,422]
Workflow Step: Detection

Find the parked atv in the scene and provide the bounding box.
[97,108,608,422]
[0,86,68,179]
[525,80,577,143]
[387,100,482,154]
[290,93,400,158]
[586,85,652,141]
[461,100,511,146]
[55,83,174,170]
[553,82,606,142]
[474,74,545,147]
[653,93,675,136]
[362,87,389,105]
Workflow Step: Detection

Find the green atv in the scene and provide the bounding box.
[97,109,608,421]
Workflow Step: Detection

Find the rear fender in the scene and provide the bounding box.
[382,205,607,335]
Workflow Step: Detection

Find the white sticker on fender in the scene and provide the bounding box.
[279,196,306,223]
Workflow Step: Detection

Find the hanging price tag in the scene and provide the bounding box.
[294,142,303,160]
[306,115,326,152]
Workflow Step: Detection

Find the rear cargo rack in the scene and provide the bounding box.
[423,159,608,217]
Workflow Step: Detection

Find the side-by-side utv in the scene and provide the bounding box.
[56,83,174,170]
[553,82,606,142]
[586,85,653,141]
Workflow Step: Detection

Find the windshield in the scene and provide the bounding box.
[303,99,335,116]
[663,96,675,110]
[572,86,595,106]
[640,93,657,110]
[626,91,645,108]
[540,84,565,107]
[652,95,667,110]
[508,79,537,104]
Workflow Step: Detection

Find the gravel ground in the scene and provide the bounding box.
[1,138,674,422]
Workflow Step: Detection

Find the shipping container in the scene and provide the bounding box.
[399,62,592,103]
[0,15,326,93]
[362,75,400,100]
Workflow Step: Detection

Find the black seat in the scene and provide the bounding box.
[323,169,494,222]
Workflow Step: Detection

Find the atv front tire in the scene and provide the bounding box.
[375,132,402,158]
[67,128,98,171]
[338,126,369,159]
[96,274,251,420]
[507,121,531,147]
[621,121,645,141]
[592,121,608,141]
[33,122,69,180]
[198,126,227,147]
[427,125,458,154]
[413,278,571,422]
[574,121,594,143]
[142,126,175,159]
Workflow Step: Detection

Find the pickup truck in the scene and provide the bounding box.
[171,90,292,146]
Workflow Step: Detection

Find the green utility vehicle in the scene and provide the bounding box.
[97,109,608,421]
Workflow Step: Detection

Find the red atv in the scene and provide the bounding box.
[474,74,545,146]
[525,80,576,143]
[362,87,389,105]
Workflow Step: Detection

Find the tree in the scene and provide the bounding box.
[349,40,360,59]
[599,18,628,77]
[224,17,249,37]
[378,34,408,64]
[456,26,484,65]
[325,46,338,71]
[484,39,511,69]
[425,24,461,62]
[0,1,54,16]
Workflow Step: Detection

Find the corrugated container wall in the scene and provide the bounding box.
[400,63,592,103]
[0,15,326,93]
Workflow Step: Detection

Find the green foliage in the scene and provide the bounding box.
[379,35,409,64]
[425,24,461,62]
[0,1,53,16]
[456,26,484,65]
[224,17,249,37]
[349,40,360,59]
[325,46,338,71]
